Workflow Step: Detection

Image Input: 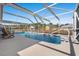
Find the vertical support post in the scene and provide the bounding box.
[73,12,77,41]
[0,3,3,22]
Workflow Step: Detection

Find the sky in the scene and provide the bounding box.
[3,3,77,24]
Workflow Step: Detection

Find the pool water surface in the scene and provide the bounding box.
[16,32,61,44]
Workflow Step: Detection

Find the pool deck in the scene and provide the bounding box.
[17,35,79,56]
[0,34,39,56]
[0,34,79,56]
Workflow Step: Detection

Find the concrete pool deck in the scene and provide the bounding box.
[17,35,79,56]
[0,34,39,56]
[17,42,70,56]
[0,34,79,56]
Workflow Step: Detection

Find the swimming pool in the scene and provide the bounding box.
[16,32,61,44]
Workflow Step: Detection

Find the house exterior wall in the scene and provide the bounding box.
[74,5,79,42]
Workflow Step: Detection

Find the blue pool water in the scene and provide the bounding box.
[16,32,61,44]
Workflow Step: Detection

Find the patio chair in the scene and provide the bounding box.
[2,26,14,39]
